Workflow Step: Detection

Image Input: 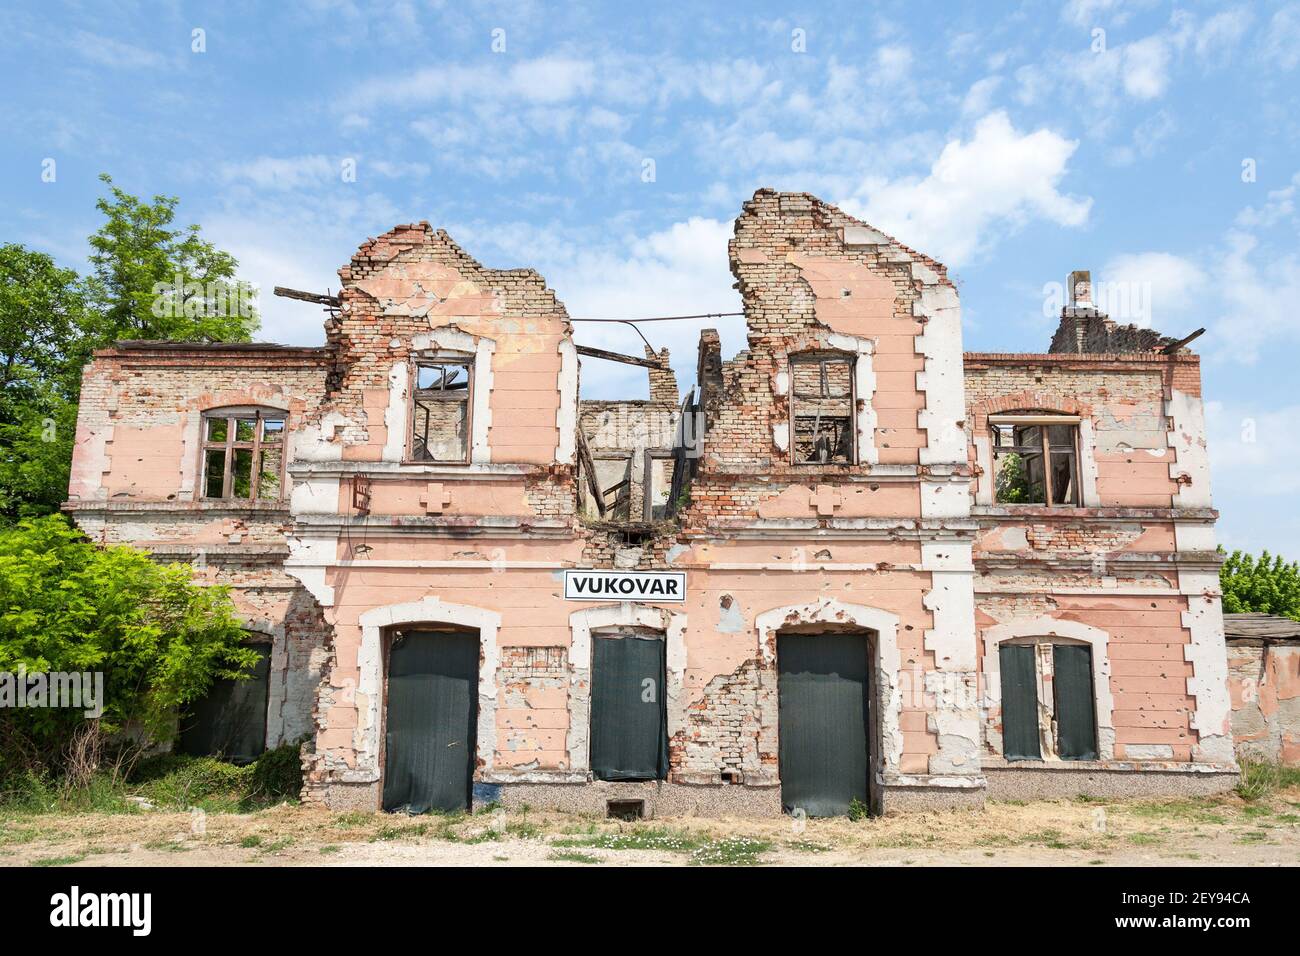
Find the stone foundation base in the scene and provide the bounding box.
[303,764,1239,817]
[304,780,380,812]
[984,766,1238,801]
[878,784,986,813]
[492,780,783,818]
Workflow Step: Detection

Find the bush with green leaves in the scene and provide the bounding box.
[0,515,257,778]
[1220,550,1300,622]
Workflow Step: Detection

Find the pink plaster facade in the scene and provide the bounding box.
[65,190,1237,815]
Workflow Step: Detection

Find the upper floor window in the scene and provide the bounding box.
[991,414,1080,506]
[201,408,285,500]
[411,358,471,462]
[791,352,855,465]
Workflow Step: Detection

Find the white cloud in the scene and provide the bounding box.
[68,31,164,70]
[219,155,427,190]
[1262,4,1300,70]
[1207,401,1300,497]
[841,111,1092,267]
[961,76,1002,116]
[1098,251,1206,324]
[348,56,598,109]
[1234,172,1299,229]
[1121,36,1171,98]
[1102,172,1300,363]
[1061,0,1140,28]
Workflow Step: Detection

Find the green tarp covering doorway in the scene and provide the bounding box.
[999,643,1042,760]
[179,643,270,764]
[1053,643,1098,760]
[589,633,669,781]
[382,628,479,814]
[777,632,870,817]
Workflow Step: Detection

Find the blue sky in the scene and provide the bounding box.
[3,0,1298,556]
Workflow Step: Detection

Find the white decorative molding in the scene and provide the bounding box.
[409,326,497,464]
[565,603,687,776]
[754,598,903,774]
[980,616,1116,761]
[555,337,578,465]
[346,598,502,784]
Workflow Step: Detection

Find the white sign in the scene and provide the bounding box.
[563,569,686,603]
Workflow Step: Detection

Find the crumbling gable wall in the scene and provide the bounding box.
[304,223,577,470]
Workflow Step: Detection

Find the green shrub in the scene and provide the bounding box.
[247,740,304,804]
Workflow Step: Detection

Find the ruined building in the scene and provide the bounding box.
[64,190,1236,815]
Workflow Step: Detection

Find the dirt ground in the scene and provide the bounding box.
[3,786,1298,867]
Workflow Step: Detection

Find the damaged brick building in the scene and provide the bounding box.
[64,189,1237,816]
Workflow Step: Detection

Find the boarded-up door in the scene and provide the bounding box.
[382,629,479,814]
[777,633,870,817]
[999,643,1042,760]
[1053,644,1098,760]
[180,644,271,764]
[590,634,669,781]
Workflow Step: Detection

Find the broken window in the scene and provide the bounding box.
[200,408,286,501]
[411,358,472,462]
[791,352,855,464]
[991,416,1080,506]
[580,452,632,520]
[999,640,1098,761]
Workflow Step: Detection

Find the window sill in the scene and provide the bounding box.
[63,499,289,513]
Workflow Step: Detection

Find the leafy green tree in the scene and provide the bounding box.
[1220,549,1300,622]
[0,246,87,519]
[83,173,259,348]
[0,244,85,409]
[0,516,257,776]
[0,399,76,518]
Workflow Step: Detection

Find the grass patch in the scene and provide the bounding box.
[319,845,341,855]
[1235,760,1300,801]
[690,837,772,866]
[371,822,430,842]
[1125,799,1228,825]
[31,853,86,866]
[239,835,262,848]
[549,849,599,864]
[552,826,705,853]
[787,839,832,853]
[1126,833,1163,846]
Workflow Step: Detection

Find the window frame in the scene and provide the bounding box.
[198,407,287,502]
[409,354,474,464]
[989,413,1082,507]
[789,350,857,467]
[998,637,1099,762]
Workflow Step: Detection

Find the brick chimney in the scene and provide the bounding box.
[1068,269,1092,308]
[646,345,678,403]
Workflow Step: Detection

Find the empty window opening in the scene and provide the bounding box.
[589,630,669,782]
[999,640,1098,761]
[791,353,855,464]
[580,452,633,520]
[201,408,286,500]
[991,415,1080,506]
[412,359,471,462]
[644,452,676,520]
[179,641,271,763]
[606,799,645,821]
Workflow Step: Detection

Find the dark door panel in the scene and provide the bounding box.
[382,629,479,814]
[778,633,870,817]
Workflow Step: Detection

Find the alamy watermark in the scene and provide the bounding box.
[0,667,104,718]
